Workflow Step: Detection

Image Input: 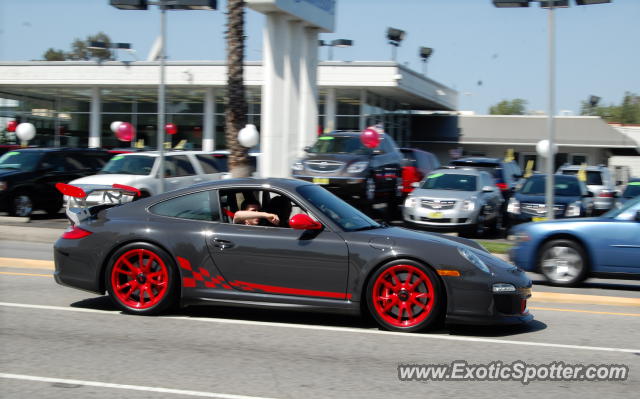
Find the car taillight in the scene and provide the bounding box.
[61,225,92,239]
[598,190,614,198]
[401,166,421,193]
[496,183,508,191]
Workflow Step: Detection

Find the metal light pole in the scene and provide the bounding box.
[492,0,612,219]
[545,4,556,218]
[110,0,217,194]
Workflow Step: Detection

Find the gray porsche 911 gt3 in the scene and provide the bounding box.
[54,178,532,332]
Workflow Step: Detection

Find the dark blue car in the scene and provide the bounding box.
[506,174,594,225]
[509,197,640,286]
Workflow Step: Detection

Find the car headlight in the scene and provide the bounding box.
[404,196,417,208]
[565,201,582,217]
[291,161,304,171]
[462,199,476,211]
[458,247,492,274]
[0,181,6,191]
[346,161,369,174]
[507,197,520,214]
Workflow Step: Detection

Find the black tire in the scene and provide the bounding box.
[366,260,444,332]
[9,192,33,217]
[538,239,588,287]
[106,242,178,315]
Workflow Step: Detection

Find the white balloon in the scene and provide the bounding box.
[110,121,123,134]
[536,139,557,158]
[238,124,259,148]
[15,123,36,141]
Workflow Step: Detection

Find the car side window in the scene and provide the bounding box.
[219,189,306,228]
[164,156,195,177]
[64,154,90,171]
[149,190,219,221]
[196,154,225,174]
[40,153,66,172]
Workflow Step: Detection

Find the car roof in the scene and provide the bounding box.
[450,157,504,165]
[168,177,314,196]
[11,147,108,153]
[115,150,219,158]
[528,173,580,181]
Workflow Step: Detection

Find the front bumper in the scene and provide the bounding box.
[402,204,478,229]
[293,175,367,198]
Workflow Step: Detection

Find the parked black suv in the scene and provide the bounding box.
[449,157,523,200]
[0,148,112,217]
[291,131,404,208]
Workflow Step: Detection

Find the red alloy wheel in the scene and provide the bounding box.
[110,249,169,310]
[371,264,435,328]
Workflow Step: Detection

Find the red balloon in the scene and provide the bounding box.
[360,128,380,149]
[7,120,17,132]
[165,123,178,135]
[116,122,135,142]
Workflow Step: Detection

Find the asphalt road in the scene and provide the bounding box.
[1,239,639,398]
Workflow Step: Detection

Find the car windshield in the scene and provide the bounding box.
[622,182,640,199]
[603,197,640,220]
[561,169,603,185]
[100,155,155,175]
[296,185,381,231]
[309,136,372,155]
[421,173,477,191]
[0,151,42,172]
[520,176,582,196]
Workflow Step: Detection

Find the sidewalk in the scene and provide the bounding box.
[0,224,64,244]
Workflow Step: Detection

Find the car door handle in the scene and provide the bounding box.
[211,238,235,249]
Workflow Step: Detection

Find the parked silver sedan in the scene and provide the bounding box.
[402,168,504,236]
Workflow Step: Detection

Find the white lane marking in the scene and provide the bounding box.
[0,373,279,399]
[1,301,639,354]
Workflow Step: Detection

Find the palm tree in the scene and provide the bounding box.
[225,0,251,177]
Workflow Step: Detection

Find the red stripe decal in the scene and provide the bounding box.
[183,277,196,288]
[233,281,351,300]
[177,257,192,271]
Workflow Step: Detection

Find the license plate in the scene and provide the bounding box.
[313,178,329,185]
[428,212,444,219]
[532,217,547,222]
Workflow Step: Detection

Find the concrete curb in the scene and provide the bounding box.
[0,225,63,244]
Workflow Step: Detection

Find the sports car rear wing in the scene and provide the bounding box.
[56,183,140,225]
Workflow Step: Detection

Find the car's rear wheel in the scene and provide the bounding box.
[366,261,443,332]
[10,192,33,217]
[106,243,177,315]
[538,239,588,287]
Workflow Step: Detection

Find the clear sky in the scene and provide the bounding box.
[0,0,638,115]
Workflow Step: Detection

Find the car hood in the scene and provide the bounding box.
[70,174,145,185]
[363,225,487,253]
[411,188,477,201]
[515,193,581,204]
[301,153,369,164]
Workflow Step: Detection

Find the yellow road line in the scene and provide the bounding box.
[530,291,640,307]
[0,258,54,270]
[529,306,640,317]
[0,271,52,278]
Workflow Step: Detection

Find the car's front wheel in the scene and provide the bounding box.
[366,260,444,332]
[538,239,588,287]
[106,243,178,315]
[10,192,33,217]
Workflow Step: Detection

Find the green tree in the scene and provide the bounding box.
[41,32,113,61]
[489,99,528,115]
[225,0,251,178]
[580,92,640,124]
[43,48,66,61]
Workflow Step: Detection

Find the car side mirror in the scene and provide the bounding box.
[482,186,494,193]
[289,214,323,230]
[411,182,420,188]
[303,146,311,153]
